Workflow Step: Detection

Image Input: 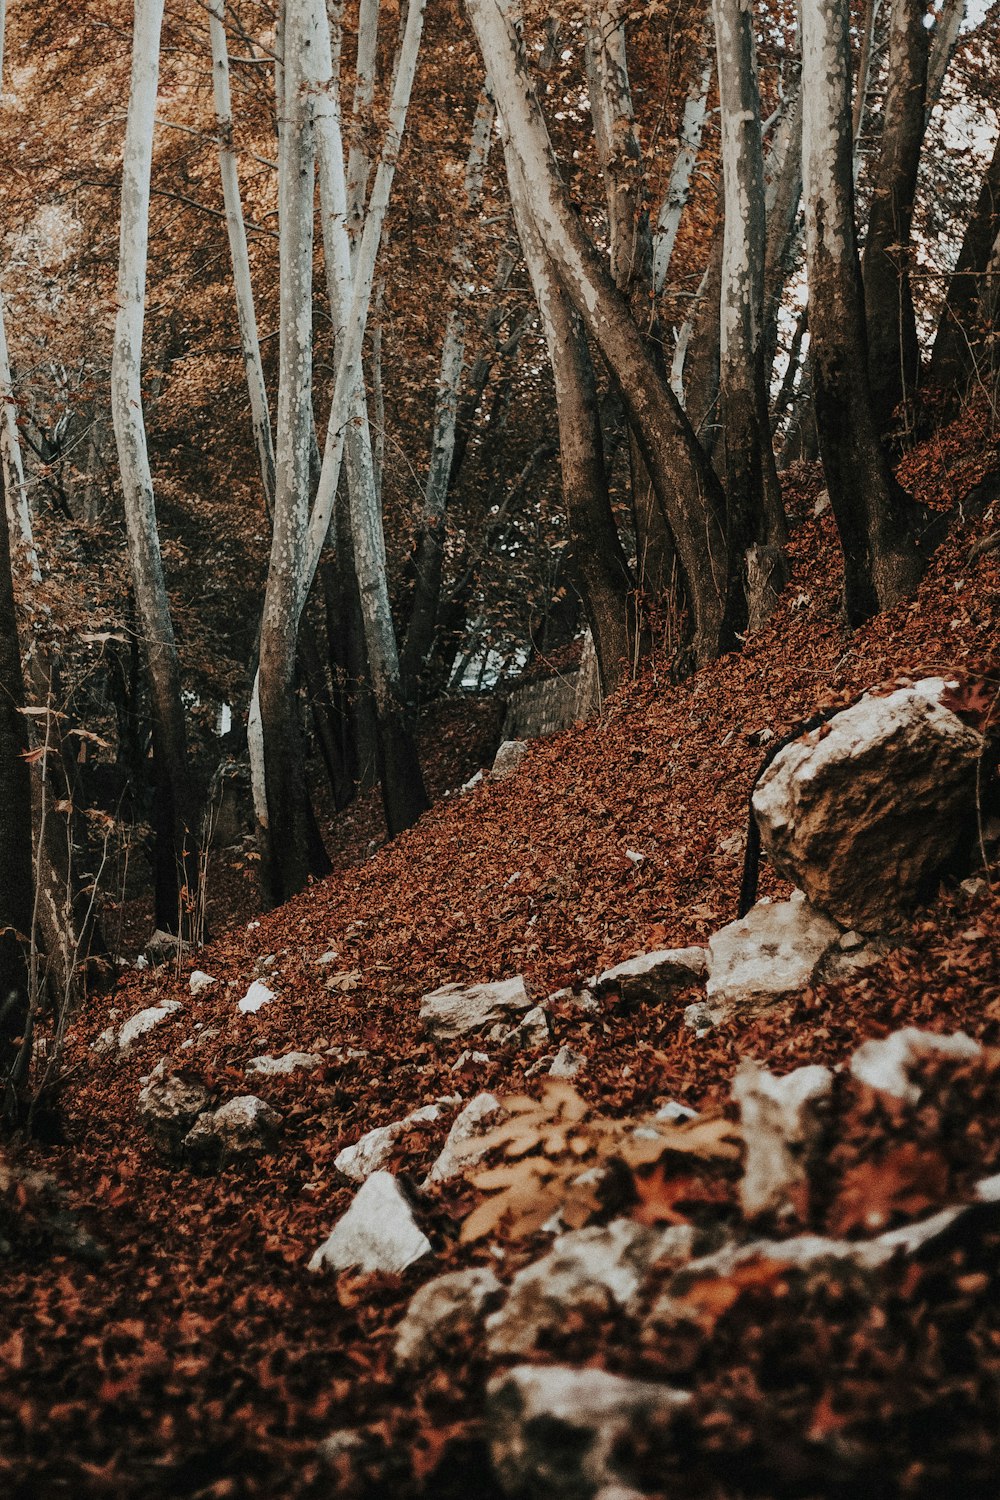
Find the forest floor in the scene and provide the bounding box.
[3,411,1000,1499]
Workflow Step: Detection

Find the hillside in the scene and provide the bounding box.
[2,433,1000,1497]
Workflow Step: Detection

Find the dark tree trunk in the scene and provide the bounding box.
[0,476,33,1093]
[928,129,1000,403]
[802,0,926,624]
[861,0,929,432]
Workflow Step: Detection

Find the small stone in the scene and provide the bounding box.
[594,947,707,1005]
[395,1267,503,1369]
[510,1005,550,1050]
[424,1093,503,1185]
[733,1061,833,1220]
[850,1027,981,1104]
[490,740,529,779]
[308,1172,432,1275]
[316,950,339,965]
[334,1106,441,1183]
[245,1051,323,1077]
[654,1100,699,1124]
[118,1001,183,1052]
[188,970,216,995]
[238,980,275,1014]
[549,1046,585,1079]
[420,976,533,1041]
[138,1072,210,1155]
[488,1365,690,1499]
[91,1027,117,1056]
[183,1094,282,1167]
[706,893,840,1013]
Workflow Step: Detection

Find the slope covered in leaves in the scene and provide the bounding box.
[3,428,1000,1497]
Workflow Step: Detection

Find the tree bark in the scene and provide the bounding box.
[508,152,635,694]
[0,468,32,1097]
[928,127,1000,401]
[111,0,199,931]
[466,0,730,665]
[861,0,929,432]
[400,91,495,700]
[801,0,925,624]
[256,0,331,907]
[712,0,787,636]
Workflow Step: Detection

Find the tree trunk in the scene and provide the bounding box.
[712,0,787,637]
[400,91,495,700]
[466,0,730,665]
[861,0,929,432]
[653,11,714,295]
[313,0,429,837]
[508,152,636,694]
[801,0,925,624]
[0,469,32,1098]
[256,0,331,907]
[111,0,199,932]
[928,128,1000,401]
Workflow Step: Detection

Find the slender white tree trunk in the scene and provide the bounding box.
[712,0,786,620]
[0,297,39,582]
[926,0,965,118]
[255,0,328,903]
[653,12,714,295]
[208,0,275,513]
[400,90,494,694]
[111,0,198,929]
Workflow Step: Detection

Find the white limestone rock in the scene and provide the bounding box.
[486,1220,695,1358]
[188,970,216,995]
[395,1266,503,1369]
[308,1172,432,1275]
[245,1051,323,1077]
[183,1094,282,1167]
[752,682,984,932]
[424,1093,503,1185]
[118,1000,183,1053]
[137,1072,210,1154]
[420,976,534,1041]
[490,739,529,779]
[334,1105,441,1183]
[849,1027,982,1104]
[733,1061,833,1220]
[549,1046,585,1079]
[706,892,841,1015]
[488,1365,690,1499]
[510,1005,550,1050]
[595,947,707,1005]
[238,980,276,1014]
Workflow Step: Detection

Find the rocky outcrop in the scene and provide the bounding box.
[752,681,984,932]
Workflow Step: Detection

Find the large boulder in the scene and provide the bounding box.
[488,1364,690,1500]
[420,977,534,1041]
[752,682,984,932]
[308,1172,432,1275]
